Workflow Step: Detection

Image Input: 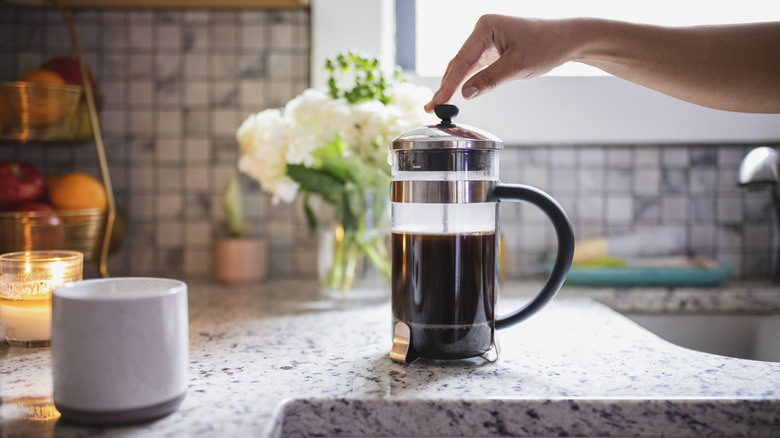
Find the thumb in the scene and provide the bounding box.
[461,56,520,100]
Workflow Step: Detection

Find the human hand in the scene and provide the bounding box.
[424,15,579,112]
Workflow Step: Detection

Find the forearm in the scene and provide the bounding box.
[573,19,780,113]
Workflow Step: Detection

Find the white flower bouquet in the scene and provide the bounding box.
[236,51,433,294]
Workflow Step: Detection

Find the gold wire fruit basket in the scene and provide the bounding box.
[0,209,107,260]
[0,0,116,277]
[0,82,82,142]
[0,82,100,142]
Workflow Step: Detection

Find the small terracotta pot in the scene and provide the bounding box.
[214,237,267,285]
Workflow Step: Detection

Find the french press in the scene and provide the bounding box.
[389,104,575,363]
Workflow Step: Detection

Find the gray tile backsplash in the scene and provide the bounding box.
[1,5,777,281]
[498,144,777,279]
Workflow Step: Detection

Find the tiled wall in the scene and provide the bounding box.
[498,145,777,279]
[1,5,777,281]
[0,5,312,279]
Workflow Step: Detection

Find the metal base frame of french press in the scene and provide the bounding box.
[390,321,500,364]
[390,321,416,364]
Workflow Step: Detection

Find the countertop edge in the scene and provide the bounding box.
[273,398,780,438]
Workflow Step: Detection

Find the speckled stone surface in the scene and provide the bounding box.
[558,281,780,315]
[1,280,779,437]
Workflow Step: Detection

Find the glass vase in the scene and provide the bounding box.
[317,193,390,305]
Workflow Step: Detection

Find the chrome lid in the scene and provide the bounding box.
[391,104,503,150]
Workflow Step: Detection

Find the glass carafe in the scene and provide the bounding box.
[389,105,575,363]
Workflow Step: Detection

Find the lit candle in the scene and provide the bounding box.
[0,251,83,348]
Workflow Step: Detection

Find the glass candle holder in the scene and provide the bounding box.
[0,250,83,348]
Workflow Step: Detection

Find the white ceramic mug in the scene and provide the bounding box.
[51,277,188,425]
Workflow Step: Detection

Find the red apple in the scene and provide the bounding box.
[0,162,45,210]
[41,57,98,92]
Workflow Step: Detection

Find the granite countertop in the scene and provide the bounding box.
[1,279,779,437]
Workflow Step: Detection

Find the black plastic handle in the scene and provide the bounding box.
[492,183,575,330]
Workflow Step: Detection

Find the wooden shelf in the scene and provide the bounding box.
[6,0,309,8]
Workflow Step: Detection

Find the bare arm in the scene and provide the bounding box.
[425,15,780,114]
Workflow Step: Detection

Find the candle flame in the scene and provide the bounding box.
[50,260,66,285]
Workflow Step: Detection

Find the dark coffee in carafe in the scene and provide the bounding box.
[391,231,496,359]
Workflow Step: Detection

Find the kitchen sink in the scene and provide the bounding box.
[624,312,780,362]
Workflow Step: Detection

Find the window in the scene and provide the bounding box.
[313,0,780,144]
[410,0,780,77]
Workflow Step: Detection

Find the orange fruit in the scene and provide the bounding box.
[17,69,70,125]
[48,172,108,210]
[18,69,66,85]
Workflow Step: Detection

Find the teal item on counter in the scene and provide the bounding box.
[547,263,732,287]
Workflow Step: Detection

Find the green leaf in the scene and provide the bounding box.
[302,193,318,232]
[325,154,389,189]
[333,195,353,230]
[344,156,373,184]
[345,184,365,222]
[368,166,391,188]
[324,49,407,105]
[222,174,245,237]
[314,138,347,160]
[321,157,353,183]
[286,164,346,197]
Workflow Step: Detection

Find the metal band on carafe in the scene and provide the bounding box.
[390,180,497,203]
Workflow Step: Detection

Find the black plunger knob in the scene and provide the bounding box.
[434,104,459,127]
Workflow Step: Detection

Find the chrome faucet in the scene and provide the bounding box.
[738,146,780,280]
